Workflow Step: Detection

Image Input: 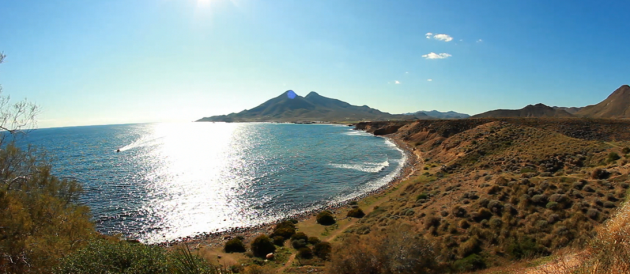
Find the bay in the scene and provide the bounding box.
[19,122,405,243]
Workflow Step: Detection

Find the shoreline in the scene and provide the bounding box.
[155,131,417,248]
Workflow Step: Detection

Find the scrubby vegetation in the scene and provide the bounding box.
[250,235,276,258]
[327,224,437,273]
[316,210,336,225]
[343,119,630,272]
[347,207,365,218]
[224,237,246,253]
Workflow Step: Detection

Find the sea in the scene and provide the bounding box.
[17,122,406,243]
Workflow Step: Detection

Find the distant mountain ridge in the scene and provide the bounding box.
[576,85,630,118]
[197,91,414,122]
[472,103,574,118]
[409,110,470,119]
[552,106,583,114]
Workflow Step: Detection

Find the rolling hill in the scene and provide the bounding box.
[196,90,414,122]
[472,103,574,118]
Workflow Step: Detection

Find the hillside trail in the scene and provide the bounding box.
[277,144,423,273]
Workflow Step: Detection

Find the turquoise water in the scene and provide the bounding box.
[21,123,405,243]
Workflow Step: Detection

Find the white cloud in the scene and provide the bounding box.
[422,52,452,59]
[427,79,433,82]
[426,33,453,42]
[395,80,400,84]
[477,39,483,43]
[433,34,453,42]
[405,71,409,74]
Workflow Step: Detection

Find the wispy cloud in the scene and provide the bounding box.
[422,52,452,59]
[477,39,483,43]
[427,79,433,82]
[426,33,453,42]
[395,80,400,84]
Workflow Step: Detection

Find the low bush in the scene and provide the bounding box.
[291,232,308,242]
[452,254,486,272]
[546,201,559,210]
[272,236,285,246]
[57,239,169,273]
[506,236,547,259]
[347,208,365,218]
[297,247,313,259]
[225,238,246,253]
[313,242,332,260]
[292,239,307,249]
[308,236,321,245]
[328,224,437,274]
[416,193,428,200]
[272,220,296,238]
[251,235,276,258]
[608,152,621,163]
[316,210,336,225]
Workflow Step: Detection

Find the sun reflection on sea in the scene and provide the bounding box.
[137,122,255,242]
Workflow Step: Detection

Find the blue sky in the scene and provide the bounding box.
[1,0,629,128]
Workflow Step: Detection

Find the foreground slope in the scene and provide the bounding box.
[576,85,630,118]
[197,91,413,122]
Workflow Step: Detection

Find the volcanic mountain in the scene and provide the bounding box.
[196,91,414,122]
[472,103,574,118]
[576,85,630,118]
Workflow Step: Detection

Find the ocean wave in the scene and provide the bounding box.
[341,130,371,136]
[329,160,390,173]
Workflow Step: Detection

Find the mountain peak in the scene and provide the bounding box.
[197,90,414,122]
[305,91,321,98]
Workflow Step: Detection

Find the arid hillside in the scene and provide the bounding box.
[576,85,630,118]
[346,118,630,272]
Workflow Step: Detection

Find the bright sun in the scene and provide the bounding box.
[197,0,211,7]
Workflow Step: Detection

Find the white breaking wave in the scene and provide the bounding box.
[342,130,372,137]
[330,160,390,173]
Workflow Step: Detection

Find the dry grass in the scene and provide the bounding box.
[572,200,630,273]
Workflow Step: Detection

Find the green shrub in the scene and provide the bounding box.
[347,208,365,218]
[416,193,428,200]
[272,221,296,238]
[272,236,285,246]
[608,152,621,163]
[251,235,276,258]
[224,238,246,253]
[473,208,493,222]
[506,237,547,259]
[57,239,169,273]
[292,239,307,249]
[453,254,486,272]
[316,210,336,225]
[546,201,559,210]
[623,147,630,154]
[297,247,313,259]
[313,242,332,260]
[0,144,96,272]
[291,232,308,242]
[308,236,321,245]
